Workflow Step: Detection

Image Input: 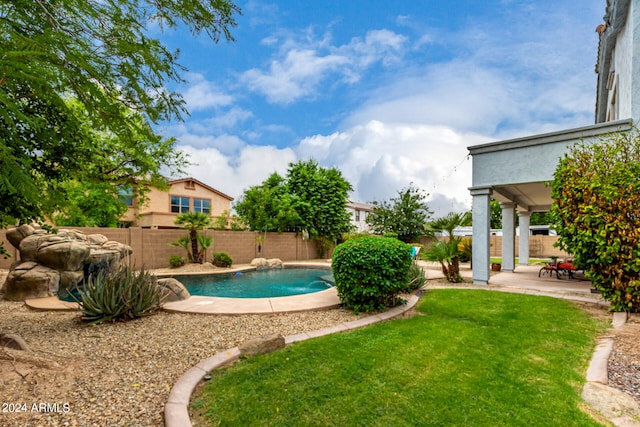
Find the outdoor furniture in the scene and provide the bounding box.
[411,246,421,259]
[538,258,558,277]
[556,259,582,280]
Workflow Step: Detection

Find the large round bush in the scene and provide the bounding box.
[332,236,412,313]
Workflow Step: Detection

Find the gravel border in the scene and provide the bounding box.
[0,298,365,426]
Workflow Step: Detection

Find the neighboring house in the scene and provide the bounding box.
[467,0,637,284]
[120,177,233,229]
[346,201,374,232]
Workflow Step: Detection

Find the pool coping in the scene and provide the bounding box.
[24,261,341,314]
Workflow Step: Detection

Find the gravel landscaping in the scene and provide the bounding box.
[0,294,362,427]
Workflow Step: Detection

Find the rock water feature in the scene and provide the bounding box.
[2,225,132,301]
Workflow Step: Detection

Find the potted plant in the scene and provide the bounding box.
[491,262,502,272]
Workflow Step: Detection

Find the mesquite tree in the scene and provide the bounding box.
[0,0,239,254]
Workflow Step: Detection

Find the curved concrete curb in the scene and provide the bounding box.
[164,294,420,427]
[582,312,640,427]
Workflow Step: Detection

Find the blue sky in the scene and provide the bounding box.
[156,0,604,216]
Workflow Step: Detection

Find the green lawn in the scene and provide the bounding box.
[192,290,608,426]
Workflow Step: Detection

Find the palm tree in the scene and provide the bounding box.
[174,212,213,264]
[423,239,461,282]
[426,211,471,282]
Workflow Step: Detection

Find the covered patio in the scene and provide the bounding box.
[466,119,632,285]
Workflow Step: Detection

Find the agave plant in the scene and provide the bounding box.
[402,261,427,292]
[74,266,161,324]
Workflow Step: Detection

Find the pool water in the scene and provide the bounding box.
[173,268,334,298]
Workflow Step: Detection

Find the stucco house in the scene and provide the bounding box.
[467,0,636,284]
[346,201,374,232]
[120,177,233,229]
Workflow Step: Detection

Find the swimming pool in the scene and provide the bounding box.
[172,267,335,298]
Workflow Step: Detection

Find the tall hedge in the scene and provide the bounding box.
[551,131,640,311]
[332,236,412,313]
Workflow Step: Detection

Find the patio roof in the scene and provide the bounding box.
[467,119,632,212]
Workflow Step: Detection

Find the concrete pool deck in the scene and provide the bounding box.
[24,260,603,314]
[24,261,342,314]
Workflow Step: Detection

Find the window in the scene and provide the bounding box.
[355,210,361,221]
[193,198,211,214]
[170,196,190,213]
[117,185,134,207]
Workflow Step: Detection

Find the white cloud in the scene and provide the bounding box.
[296,120,490,216]
[240,28,408,104]
[181,73,233,112]
[178,144,297,201]
[241,49,349,104]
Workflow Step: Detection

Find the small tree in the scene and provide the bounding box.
[174,212,213,264]
[367,184,432,243]
[423,239,462,283]
[551,130,640,311]
[212,210,230,230]
[426,211,471,282]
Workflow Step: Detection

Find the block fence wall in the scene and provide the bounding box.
[417,235,569,260]
[0,228,320,270]
[0,228,569,270]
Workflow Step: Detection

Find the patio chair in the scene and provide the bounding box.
[538,258,558,278]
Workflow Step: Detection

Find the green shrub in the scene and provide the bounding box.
[332,236,412,313]
[551,131,640,311]
[74,266,161,324]
[169,255,186,268]
[340,231,371,242]
[213,252,233,267]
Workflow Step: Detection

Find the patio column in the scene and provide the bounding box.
[518,211,531,265]
[470,187,492,284]
[501,202,516,272]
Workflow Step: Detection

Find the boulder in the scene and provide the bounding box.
[267,258,284,269]
[87,234,109,246]
[3,227,133,301]
[4,262,60,301]
[59,270,85,295]
[57,229,88,242]
[5,224,35,249]
[250,258,283,269]
[101,240,133,258]
[36,240,90,271]
[157,278,190,303]
[86,249,123,268]
[17,233,50,262]
[239,333,285,357]
[250,258,268,268]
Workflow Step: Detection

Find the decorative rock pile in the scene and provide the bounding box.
[2,224,132,301]
[250,257,283,269]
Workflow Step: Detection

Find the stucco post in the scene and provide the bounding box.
[501,202,516,272]
[470,187,492,284]
[518,211,531,265]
